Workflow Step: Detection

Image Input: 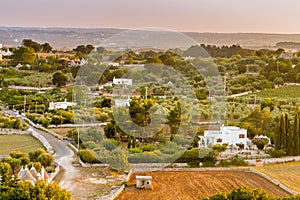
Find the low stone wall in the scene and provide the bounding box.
[78,157,110,168]
[246,156,300,166]
[48,163,60,183]
[0,128,53,154]
[29,128,54,154]
[0,129,31,134]
[132,163,188,172]
[23,117,62,139]
[68,142,79,153]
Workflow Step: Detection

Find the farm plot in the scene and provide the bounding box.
[117,171,291,200]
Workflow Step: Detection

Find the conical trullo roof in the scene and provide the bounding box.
[30,165,38,179]
[20,166,36,182]
[41,166,50,181]
[18,166,24,178]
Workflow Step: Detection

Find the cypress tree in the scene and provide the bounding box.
[285,113,293,155]
[275,116,281,150]
[127,135,132,148]
[292,112,300,156]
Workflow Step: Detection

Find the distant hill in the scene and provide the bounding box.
[185,32,300,49]
[2,26,300,50]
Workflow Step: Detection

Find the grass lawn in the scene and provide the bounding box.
[0,134,44,156]
[255,161,300,193]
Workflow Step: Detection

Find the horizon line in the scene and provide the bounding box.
[2,25,300,35]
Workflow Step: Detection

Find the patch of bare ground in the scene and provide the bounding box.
[56,164,126,200]
[49,128,73,137]
[117,171,291,200]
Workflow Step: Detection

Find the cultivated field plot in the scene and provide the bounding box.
[117,171,291,200]
[255,162,300,193]
[251,86,300,100]
[0,134,44,155]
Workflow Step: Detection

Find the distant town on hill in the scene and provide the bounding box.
[2,26,300,50]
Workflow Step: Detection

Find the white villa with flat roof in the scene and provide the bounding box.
[202,125,247,149]
[49,99,76,110]
[113,77,132,86]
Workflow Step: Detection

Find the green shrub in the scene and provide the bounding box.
[83,141,100,149]
[141,145,156,152]
[176,148,218,167]
[46,166,55,173]
[28,162,42,172]
[37,153,54,167]
[128,151,162,163]
[265,149,286,158]
[218,159,229,167]
[213,144,228,153]
[160,142,182,154]
[187,162,199,167]
[100,139,118,151]
[128,148,143,153]
[77,149,98,164]
[252,138,268,150]
[229,155,248,166]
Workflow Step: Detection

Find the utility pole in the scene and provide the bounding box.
[224,74,227,94]
[77,128,80,150]
[145,86,148,99]
[23,95,26,114]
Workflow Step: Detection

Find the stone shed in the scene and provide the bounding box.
[136,176,152,190]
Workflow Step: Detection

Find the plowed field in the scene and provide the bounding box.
[117,171,291,200]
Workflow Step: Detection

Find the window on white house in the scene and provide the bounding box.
[239,134,245,139]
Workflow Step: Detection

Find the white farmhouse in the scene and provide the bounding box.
[0,49,13,56]
[203,125,247,149]
[49,100,76,110]
[113,77,132,86]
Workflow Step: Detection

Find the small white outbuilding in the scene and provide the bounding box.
[136,176,152,190]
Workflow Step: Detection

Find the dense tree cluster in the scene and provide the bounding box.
[0,115,27,130]
[275,111,300,156]
[23,39,52,53]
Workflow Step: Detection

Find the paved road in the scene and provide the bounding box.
[33,127,79,191]
[0,106,79,191]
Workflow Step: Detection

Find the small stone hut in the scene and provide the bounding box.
[136,176,152,190]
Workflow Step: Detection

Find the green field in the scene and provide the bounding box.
[251,86,300,100]
[255,161,300,193]
[0,134,44,155]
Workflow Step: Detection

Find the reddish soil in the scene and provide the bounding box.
[117,171,291,200]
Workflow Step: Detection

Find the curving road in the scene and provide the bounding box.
[0,106,78,192]
[32,127,79,190]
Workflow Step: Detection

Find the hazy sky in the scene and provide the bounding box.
[1,0,300,33]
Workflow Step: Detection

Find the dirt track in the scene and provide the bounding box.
[117,171,291,200]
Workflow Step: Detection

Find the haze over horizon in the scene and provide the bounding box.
[1,0,300,34]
